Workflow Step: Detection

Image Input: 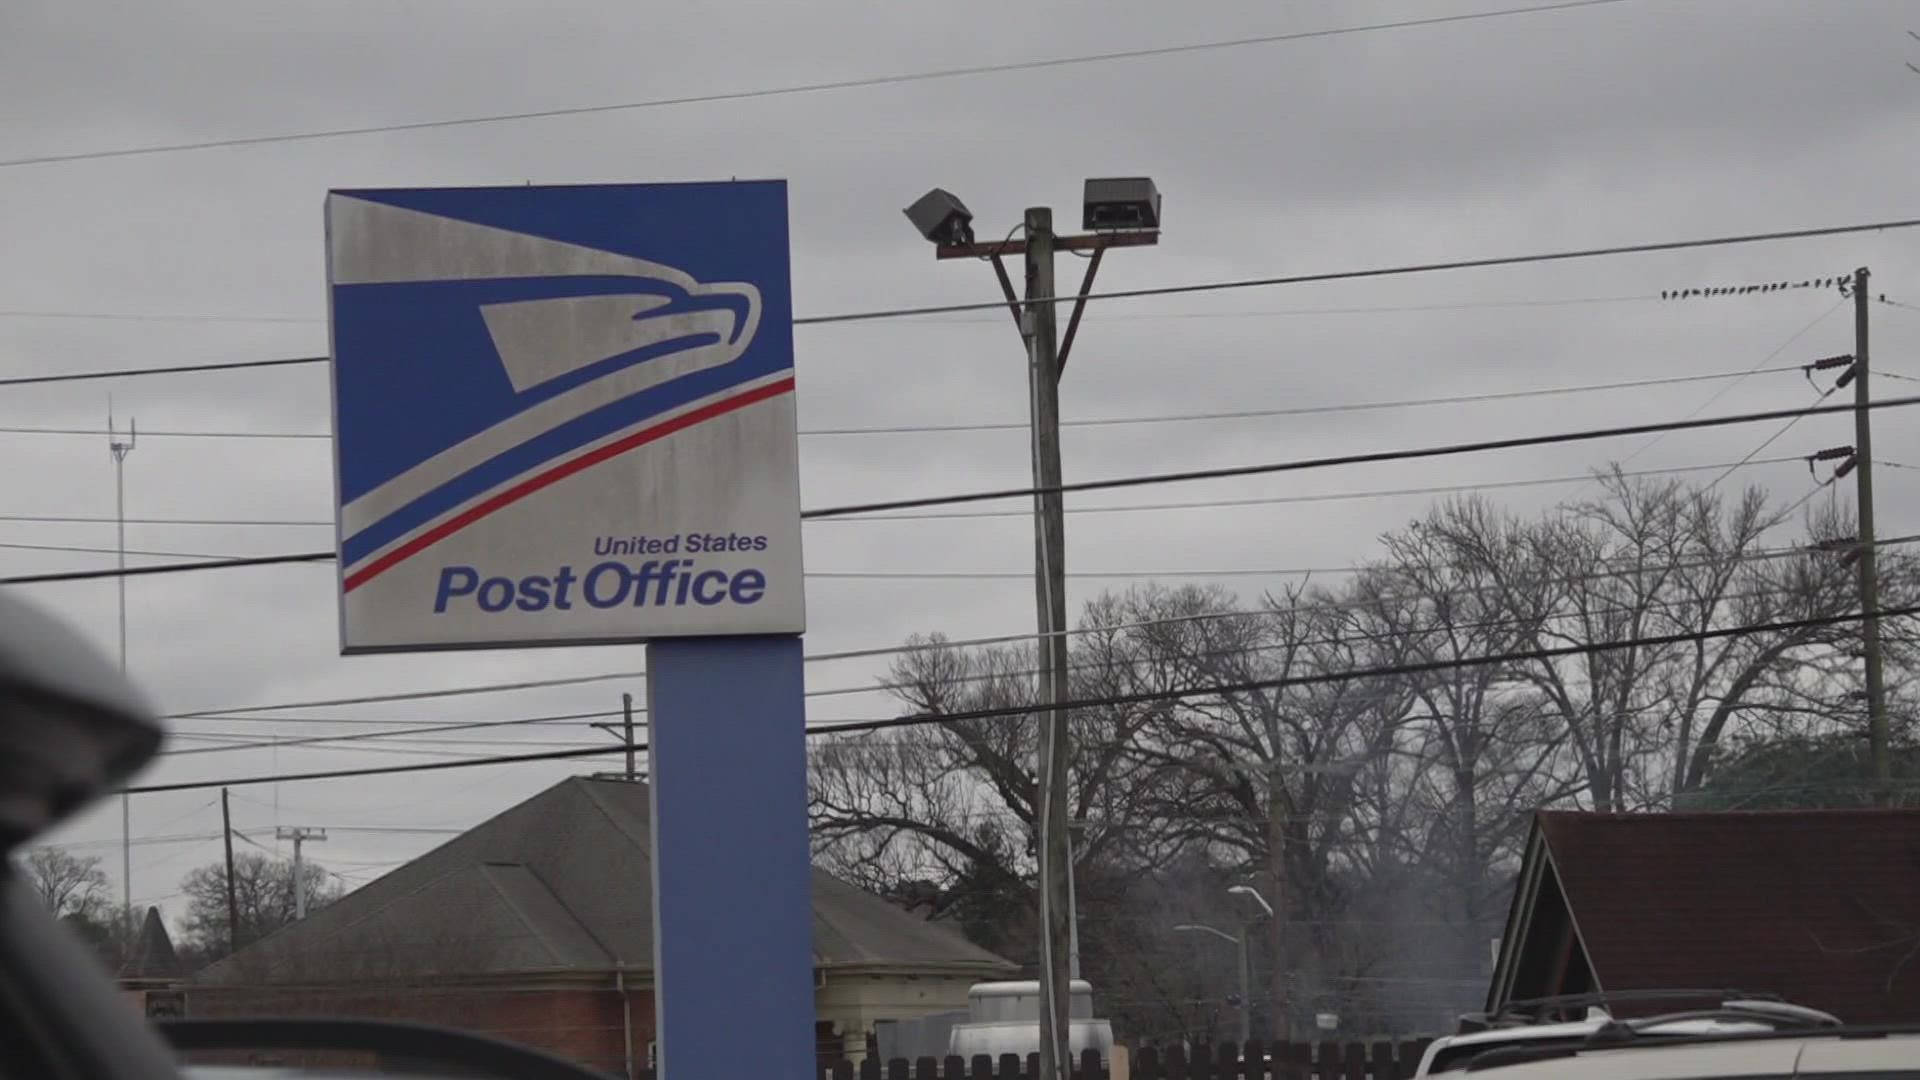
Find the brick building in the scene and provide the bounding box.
[190,776,1012,1075]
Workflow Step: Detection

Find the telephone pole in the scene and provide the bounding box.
[109,403,136,938]
[1852,266,1890,795]
[908,180,1161,1080]
[221,788,242,955]
[623,692,637,782]
[592,693,645,782]
[1024,206,1074,1080]
[276,826,327,920]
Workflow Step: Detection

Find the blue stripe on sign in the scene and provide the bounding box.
[341,369,776,566]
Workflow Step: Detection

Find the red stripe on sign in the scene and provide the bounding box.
[343,377,796,593]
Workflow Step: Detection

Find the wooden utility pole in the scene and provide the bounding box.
[276,826,327,920]
[622,692,637,782]
[221,787,241,956]
[1853,265,1891,795]
[1025,206,1072,1080]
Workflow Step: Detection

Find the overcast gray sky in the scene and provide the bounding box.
[3,0,1918,917]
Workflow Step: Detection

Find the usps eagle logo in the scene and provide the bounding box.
[324,186,803,649]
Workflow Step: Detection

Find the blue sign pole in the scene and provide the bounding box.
[648,635,812,1079]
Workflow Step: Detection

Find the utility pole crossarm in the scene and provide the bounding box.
[933,230,1158,260]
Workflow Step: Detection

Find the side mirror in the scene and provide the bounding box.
[0,591,159,853]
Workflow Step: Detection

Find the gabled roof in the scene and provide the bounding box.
[199,777,1012,984]
[1489,808,1920,1025]
[120,905,183,982]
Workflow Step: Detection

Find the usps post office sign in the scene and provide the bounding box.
[325,182,805,652]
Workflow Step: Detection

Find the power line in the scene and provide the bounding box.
[0,551,333,584]
[152,527,1920,734]
[0,0,1636,170]
[147,529,1920,722]
[125,745,623,793]
[158,708,624,756]
[0,292,1655,328]
[0,364,1809,443]
[118,602,1920,795]
[800,366,1810,437]
[0,309,317,325]
[0,424,330,441]
[906,294,1660,324]
[792,219,1920,327]
[171,712,586,727]
[0,514,329,527]
[162,571,1888,755]
[1613,299,1847,470]
[1704,389,1838,492]
[800,604,1920,739]
[1780,479,1838,520]
[10,396,1910,589]
[818,457,1799,523]
[0,539,238,561]
[0,355,325,388]
[6,222,1903,388]
[6,534,1588,583]
[799,394,1920,519]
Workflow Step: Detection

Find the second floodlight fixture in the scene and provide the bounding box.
[904,188,975,247]
[1083,177,1161,232]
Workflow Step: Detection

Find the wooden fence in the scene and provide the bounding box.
[816,1040,1434,1080]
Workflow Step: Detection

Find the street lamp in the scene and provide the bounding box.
[905,180,1161,1080]
[1228,884,1275,919]
[1174,923,1251,1045]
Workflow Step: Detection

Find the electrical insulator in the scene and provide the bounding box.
[1836,458,1858,479]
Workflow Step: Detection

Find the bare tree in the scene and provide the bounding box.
[1354,497,1584,984]
[1421,473,1871,810]
[807,474,1919,1040]
[1121,581,1415,1036]
[808,585,1257,1025]
[16,846,111,921]
[180,852,340,953]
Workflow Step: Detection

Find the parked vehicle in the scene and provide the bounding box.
[1414,991,1841,1075]
[945,980,1116,1065]
[1442,1024,1920,1077]
[0,590,604,1079]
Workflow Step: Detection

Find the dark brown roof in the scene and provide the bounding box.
[198,776,1013,985]
[1529,808,1920,1024]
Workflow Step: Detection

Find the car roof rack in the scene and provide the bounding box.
[1459,988,1781,1031]
[1464,1014,1883,1072]
[1599,1003,1843,1040]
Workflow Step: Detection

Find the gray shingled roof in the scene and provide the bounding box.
[198,776,1012,984]
[120,905,183,981]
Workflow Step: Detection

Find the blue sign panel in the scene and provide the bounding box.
[325,182,805,652]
